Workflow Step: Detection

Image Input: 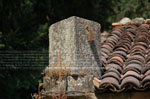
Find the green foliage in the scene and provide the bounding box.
[0,0,150,99]
[0,32,5,49]
[108,0,150,23]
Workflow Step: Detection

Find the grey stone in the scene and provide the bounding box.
[132,18,145,25]
[145,19,150,24]
[43,77,67,92]
[43,16,102,94]
[49,16,101,77]
[119,17,131,25]
[67,75,94,92]
[43,75,94,95]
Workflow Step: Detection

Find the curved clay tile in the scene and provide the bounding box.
[135,36,149,44]
[112,27,124,33]
[141,75,150,88]
[126,25,138,29]
[122,70,141,80]
[129,48,146,55]
[106,63,122,73]
[111,33,120,40]
[120,38,132,43]
[108,59,124,67]
[123,68,141,75]
[130,51,145,58]
[146,61,150,66]
[128,30,136,35]
[111,30,122,37]
[111,50,127,58]
[109,35,120,41]
[134,42,148,49]
[146,49,150,55]
[131,45,146,51]
[101,47,111,54]
[125,60,143,67]
[131,54,145,61]
[101,56,107,65]
[105,42,116,48]
[144,69,150,76]
[108,54,126,62]
[107,41,118,48]
[146,50,150,55]
[121,34,133,42]
[114,45,129,51]
[142,64,150,74]
[93,77,101,89]
[105,68,121,76]
[101,52,108,59]
[101,44,113,51]
[139,25,149,32]
[127,56,145,64]
[99,77,120,91]
[129,55,145,63]
[102,72,120,82]
[146,55,150,63]
[126,58,144,65]
[122,42,131,50]
[108,56,124,65]
[106,37,118,45]
[126,29,137,36]
[123,66,142,75]
[124,63,142,71]
[126,32,135,41]
[120,76,140,89]
[139,24,150,29]
[114,47,128,54]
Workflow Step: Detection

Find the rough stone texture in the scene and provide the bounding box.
[43,77,67,92]
[43,16,101,94]
[145,19,150,24]
[132,18,145,25]
[67,75,94,92]
[43,75,94,92]
[119,17,131,25]
[49,16,101,76]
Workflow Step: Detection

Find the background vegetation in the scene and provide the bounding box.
[0,0,150,98]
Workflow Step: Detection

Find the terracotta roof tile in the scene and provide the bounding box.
[94,24,150,92]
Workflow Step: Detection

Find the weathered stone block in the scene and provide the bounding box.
[43,77,67,92]
[44,16,101,95]
[49,16,101,77]
[67,75,94,92]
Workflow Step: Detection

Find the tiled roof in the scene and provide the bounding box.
[94,24,150,92]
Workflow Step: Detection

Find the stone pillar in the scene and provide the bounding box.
[49,16,101,76]
[43,16,101,95]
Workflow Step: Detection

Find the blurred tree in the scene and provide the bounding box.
[108,0,150,23]
[0,32,5,49]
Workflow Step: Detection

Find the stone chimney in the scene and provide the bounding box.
[43,16,102,96]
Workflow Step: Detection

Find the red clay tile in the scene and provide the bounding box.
[122,70,141,80]
[120,76,140,89]
[96,24,150,92]
[105,63,122,73]
[108,56,124,65]
[102,72,120,82]
[99,77,120,90]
